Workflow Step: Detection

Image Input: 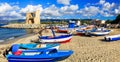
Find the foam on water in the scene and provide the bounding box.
[0,40,4,42]
[8,37,15,40]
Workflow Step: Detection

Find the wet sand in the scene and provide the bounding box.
[0,29,120,62]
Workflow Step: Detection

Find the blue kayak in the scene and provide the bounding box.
[5,45,73,62]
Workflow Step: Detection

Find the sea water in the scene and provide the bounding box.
[0,24,26,42]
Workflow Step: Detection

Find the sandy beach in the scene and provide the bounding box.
[0,29,120,62]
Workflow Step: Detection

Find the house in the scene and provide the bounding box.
[91,19,105,25]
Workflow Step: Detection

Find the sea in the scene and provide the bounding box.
[0,24,27,42]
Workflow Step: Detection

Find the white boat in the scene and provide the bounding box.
[105,34,120,41]
[88,29,111,36]
[39,34,72,43]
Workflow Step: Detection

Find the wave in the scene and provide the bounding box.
[8,37,15,40]
[0,28,26,42]
[0,40,4,42]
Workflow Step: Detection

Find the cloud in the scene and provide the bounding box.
[99,0,105,4]
[0,3,19,13]
[103,2,115,11]
[42,4,61,16]
[20,4,43,13]
[77,6,99,16]
[9,11,22,17]
[114,6,120,15]
[100,1,117,17]
[0,0,119,20]
[0,3,22,20]
[100,11,113,17]
[60,4,78,15]
[78,0,119,18]
[57,0,71,5]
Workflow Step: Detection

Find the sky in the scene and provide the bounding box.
[0,0,120,20]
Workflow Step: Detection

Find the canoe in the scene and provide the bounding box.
[18,43,60,50]
[5,45,73,62]
[39,34,72,43]
[104,34,120,41]
[89,30,111,36]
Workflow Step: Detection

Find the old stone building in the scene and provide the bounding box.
[26,10,40,24]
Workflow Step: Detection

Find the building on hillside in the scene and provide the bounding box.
[76,20,81,26]
[91,19,105,26]
[25,10,40,24]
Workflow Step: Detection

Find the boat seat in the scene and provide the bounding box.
[43,49,57,54]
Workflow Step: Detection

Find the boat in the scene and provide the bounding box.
[57,28,68,33]
[76,30,86,35]
[85,27,111,36]
[104,34,120,41]
[39,34,72,43]
[18,43,60,50]
[75,25,94,36]
[38,27,72,43]
[5,44,73,62]
[89,30,111,36]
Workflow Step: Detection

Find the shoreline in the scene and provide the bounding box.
[0,33,39,62]
[0,33,37,45]
[0,29,120,62]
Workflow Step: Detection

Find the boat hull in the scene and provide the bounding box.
[8,58,53,62]
[105,35,120,41]
[57,30,68,33]
[6,49,73,62]
[90,32,110,36]
[76,30,85,36]
[8,56,69,62]
[39,35,72,43]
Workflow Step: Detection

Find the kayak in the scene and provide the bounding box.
[5,44,73,62]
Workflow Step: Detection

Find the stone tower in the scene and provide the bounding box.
[25,10,40,24]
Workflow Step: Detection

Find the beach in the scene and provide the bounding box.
[0,29,120,62]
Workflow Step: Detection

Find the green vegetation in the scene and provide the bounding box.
[105,19,113,24]
[104,14,120,24]
[113,14,120,24]
[41,19,92,25]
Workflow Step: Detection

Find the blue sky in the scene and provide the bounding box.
[0,0,120,20]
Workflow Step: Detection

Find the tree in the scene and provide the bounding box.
[113,14,120,24]
[106,19,112,24]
